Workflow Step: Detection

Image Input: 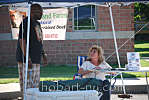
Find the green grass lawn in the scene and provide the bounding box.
[0,64,149,84]
[135,40,149,67]
[135,40,149,57]
[0,40,149,84]
[0,65,77,84]
[140,59,149,67]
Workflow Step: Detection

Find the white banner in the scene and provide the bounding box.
[10,8,68,40]
[40,8,68,40]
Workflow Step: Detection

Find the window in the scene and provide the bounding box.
[74,5,96,31]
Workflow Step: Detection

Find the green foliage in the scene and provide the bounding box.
[135,3,149,21]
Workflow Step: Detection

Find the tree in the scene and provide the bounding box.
[134,3,149,21]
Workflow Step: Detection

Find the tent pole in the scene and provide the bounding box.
[108,3,126,94]
[24,3,31,100]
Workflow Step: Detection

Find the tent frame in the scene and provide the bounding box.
[24,3,31,100]
[21,2,127,99]
[0,0,149,100]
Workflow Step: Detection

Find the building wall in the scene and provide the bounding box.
[0,38,134,66]
[0,5,134,66]
[0,6,12,40]
[97,5,134,32]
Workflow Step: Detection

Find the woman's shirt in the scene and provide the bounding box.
[80,61,112,80]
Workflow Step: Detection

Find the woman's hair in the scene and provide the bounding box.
[87,45,104,64]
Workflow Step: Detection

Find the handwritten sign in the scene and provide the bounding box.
[126,52,141,71]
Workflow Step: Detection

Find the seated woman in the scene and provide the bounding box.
[78,45,112,100]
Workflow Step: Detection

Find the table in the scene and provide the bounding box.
[26,88,100,100]
[104,68,149,100]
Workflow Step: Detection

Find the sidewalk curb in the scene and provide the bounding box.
[112,85,148,94]
[0,91,21,100]
[0,85,148,100]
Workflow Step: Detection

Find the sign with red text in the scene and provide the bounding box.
[40,8,68,40]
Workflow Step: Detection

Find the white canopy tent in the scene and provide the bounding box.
[0,0,148,100]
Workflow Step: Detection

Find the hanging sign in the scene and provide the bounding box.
[10,8,68,40]
[40,8,68,40]
[9,10,26,39]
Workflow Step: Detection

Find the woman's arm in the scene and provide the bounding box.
[78,68,93,76]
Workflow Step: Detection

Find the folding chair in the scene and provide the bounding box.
[73,56,87,80]
[77,56,88,71]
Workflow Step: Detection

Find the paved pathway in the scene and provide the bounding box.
[0,83,20,93]
[0,77,148,93]
[0,78,149,100]
[0,91,148,100]
[111,94,148,100]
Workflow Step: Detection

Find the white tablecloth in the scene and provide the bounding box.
[26,88,99,100]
